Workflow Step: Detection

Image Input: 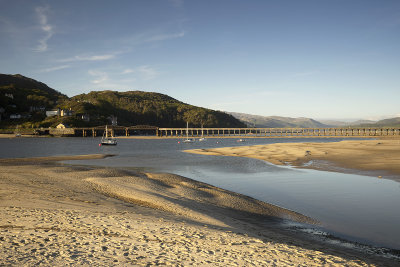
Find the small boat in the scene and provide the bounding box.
[182,122,194,143]
[14,125,21,137]
[237,138,245,142]
[101,125,117,145]
[198,125,206,141]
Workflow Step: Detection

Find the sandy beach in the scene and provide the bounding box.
[1,155,398,266]
[186,139,400,182]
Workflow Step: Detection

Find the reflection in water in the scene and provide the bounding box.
[1,137,399,249]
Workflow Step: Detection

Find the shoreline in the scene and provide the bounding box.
[0,153,114,164]
[1,155,399,265]
[185,139,400,182]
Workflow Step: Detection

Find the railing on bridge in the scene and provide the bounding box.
[73,125,159,137]
[157,127,400,138]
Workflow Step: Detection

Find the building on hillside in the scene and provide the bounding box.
[46,109,60,117]
[81,114,90,122]
[4,93,14,99]
[10,114,21,119]
[46,108,74,117]
[30,106,46,112]
[108,115,117,126]
[61,108,73,117]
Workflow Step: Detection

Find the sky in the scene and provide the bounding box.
[0,0,399,121]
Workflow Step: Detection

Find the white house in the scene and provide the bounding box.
[46,109,60,117]
[5,93,14,99]
[10,114,21,119]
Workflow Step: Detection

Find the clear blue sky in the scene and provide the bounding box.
[1,0,399,120]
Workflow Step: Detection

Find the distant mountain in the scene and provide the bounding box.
[0,74,245,128]
[320,118,400,127]
[318,120,349,127]
[319,119,377,127]
[228,112,329,128]
[358,117,400,127]
[349,120,378,127]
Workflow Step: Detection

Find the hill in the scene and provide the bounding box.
[0,74,66,116]
[0,74,245,128]
[229,112,328,128]
[58,90,245,127]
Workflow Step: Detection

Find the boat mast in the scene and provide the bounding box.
[186,122,189,139]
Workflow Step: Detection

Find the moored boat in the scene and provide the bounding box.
[182,122,194,143]
[101,125,117,145]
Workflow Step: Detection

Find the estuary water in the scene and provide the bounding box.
[1,137,399,250]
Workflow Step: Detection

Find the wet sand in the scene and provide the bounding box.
[1,155,398,265]
[186,139,400,182]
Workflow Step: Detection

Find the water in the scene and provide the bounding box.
[1,137,399,250]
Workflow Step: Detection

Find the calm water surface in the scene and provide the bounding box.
[1,137,399,250]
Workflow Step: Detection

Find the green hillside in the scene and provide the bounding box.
[0,74,245,128]
[0,74,67,127]
[0,74,66,112]
[57,90,245,127]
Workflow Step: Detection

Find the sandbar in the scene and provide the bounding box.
[1,156,398,265]
[186,139,400,182]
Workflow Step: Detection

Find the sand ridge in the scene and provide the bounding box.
[86,171,316,226]
[1,158,398,265]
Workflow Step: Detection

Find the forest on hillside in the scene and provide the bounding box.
[0,74,245,128]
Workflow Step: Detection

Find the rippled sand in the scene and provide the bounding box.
[0,155,397,266]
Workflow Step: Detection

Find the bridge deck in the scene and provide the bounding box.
[4,126,400,137]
